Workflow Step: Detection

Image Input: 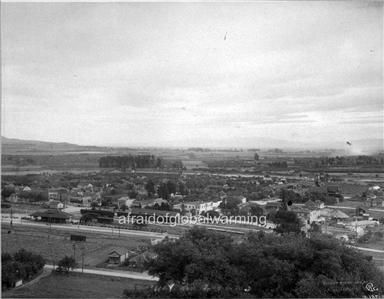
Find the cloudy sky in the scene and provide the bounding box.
[2,2,383,148]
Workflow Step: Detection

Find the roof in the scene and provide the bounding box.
[330,209,349,219]
[249,198,282,206]
[108,248,129,257]
[48,188,69,193]
[109,251,122,258]
[30,209,71,219]
[184,201,203,205]
[320,208,349,219]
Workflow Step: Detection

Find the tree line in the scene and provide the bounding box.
[123,227,384,298]
[294,155,384,168]
[99,155,162,169]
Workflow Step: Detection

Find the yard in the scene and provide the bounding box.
[3,272,155,298]
[1,224,150,268]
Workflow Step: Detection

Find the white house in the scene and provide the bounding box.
[174,200,221,214]
[48,200,64,209]
[23,186,32,192]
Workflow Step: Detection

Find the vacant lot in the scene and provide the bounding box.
[3,272,155,298]
[1,224,150,267]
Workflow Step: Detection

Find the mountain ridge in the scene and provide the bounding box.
[1,136,383,153]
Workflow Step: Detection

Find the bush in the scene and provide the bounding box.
[1,249,45,290]
[57,256,77,273]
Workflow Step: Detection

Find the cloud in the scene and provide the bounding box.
[1,2,383,147]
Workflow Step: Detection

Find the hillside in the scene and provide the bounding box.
[1,136,110,155]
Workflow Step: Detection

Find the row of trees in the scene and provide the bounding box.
[99,155,162,169]
[2,186,48,202]
[279,188,343,205]
[2,249,45,290]
[124,227,384,298]
[294,155,384,168]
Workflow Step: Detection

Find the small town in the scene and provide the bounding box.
[2,145,384,297]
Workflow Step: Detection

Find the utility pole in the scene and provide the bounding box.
[81,244,85,273]
[73,243,76,260]
[10,208,13,228]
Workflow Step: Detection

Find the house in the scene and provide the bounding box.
[364,196,384,208]
[102,194,127,207]
[173,201,220,214]
[7,193,19,203]
[108,249,130,264]
[48,200,64,209]
[304,199,324,210]
[356,206,367,216]
[48,188,68,202]
[249,198,282,206]
[290,206,319,227]
[30,209,71,223]
[15,279,23,287]
[249,198,282,215]
[85,183,94,192]
[212,200,222,209]
[151,233,176,245]
[69,195,92,207]
[23,186,32,192]
[117,197,136,209]
[319,208,349,221]
[139,198,169,209]
[82,196,92,207]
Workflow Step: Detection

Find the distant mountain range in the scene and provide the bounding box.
[1,136,383,154]
[1,136,110,154]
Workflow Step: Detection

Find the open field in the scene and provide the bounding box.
[1,224,150,267]
[2,272,155,298]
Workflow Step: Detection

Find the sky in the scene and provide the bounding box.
[1,1,383,148]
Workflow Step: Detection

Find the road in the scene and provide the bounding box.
[326,205,384,213]
[350,246,384,254]
[1,219,178,239]
[294,204,384,214]
[196,223,273,234]
[44,264,158,281]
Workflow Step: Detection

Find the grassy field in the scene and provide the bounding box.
[1,224,150,267]
[2,272,155,298]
